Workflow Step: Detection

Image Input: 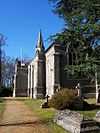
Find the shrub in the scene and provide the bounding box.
[49,88,90,110]
[49,89,76,110]
[0,86,13,97]
[71,97,84,110]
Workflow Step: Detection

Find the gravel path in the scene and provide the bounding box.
[0,99,49,133]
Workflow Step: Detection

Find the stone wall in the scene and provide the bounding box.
[13,62,28,97]
[46,46,55,97]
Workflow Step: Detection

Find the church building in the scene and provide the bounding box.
[27,31,68,98]
[13,31,96,99]
[13,31,68,98]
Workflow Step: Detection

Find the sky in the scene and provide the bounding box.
[0,0,64,59]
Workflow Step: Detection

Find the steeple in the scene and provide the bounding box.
[36,30,45,51]
[33,30,46,99]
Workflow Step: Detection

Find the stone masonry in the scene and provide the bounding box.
[13,60,28,97]
[54,109,100,133]
[13,31,96,98]
[27,31,67,99]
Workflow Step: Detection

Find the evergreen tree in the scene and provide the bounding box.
[49,0,100,79]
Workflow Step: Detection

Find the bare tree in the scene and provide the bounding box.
[2,56,15,87]
[0,34,6,88]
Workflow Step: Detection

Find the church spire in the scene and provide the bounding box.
[36,30,45,51]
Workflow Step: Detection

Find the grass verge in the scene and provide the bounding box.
[78,109,99,118]
[25,99,69,133]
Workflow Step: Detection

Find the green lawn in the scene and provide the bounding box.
[85,98,96,104]
[78,109,99,118]
[25,99,69,133]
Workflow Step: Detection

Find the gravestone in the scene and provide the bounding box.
[95,111,100,122]
[41,95,50,108]
[96,89,100,104]
[75,82,82,98]
[54,109,100,133]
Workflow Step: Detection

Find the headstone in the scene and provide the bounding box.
[41,95,50,108]
[95,111,100,122]
[46,95,49,103]
[75,82,82,98]
[96,111,100,117]
[97,90,100,103]
[54,109,100,133]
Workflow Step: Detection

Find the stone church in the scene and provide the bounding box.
[13,31,96,98]
[13,31,69,98]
